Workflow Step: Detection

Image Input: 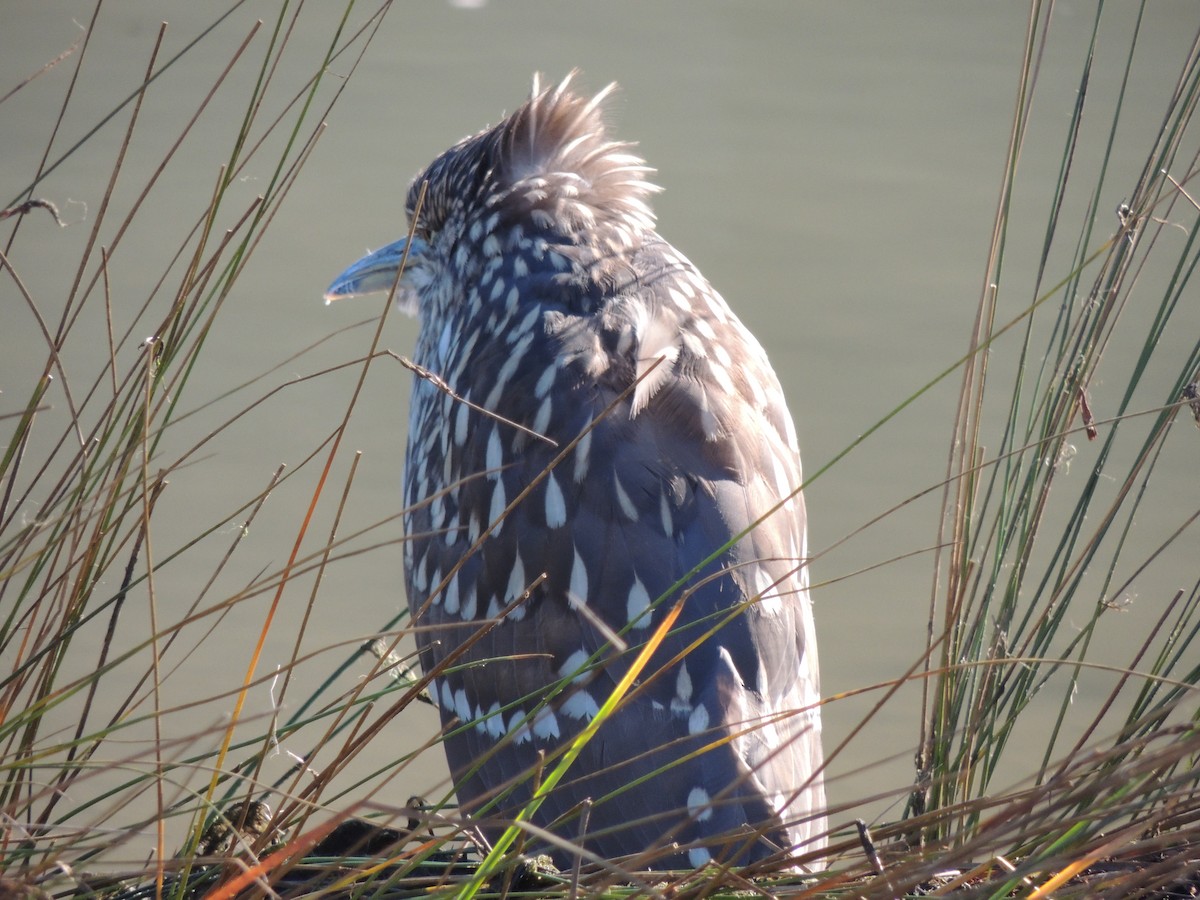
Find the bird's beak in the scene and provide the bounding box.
[323,236,428,306]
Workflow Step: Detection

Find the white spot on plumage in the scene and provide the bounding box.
[485,330,535,408]
[658,250,681,269]
[573,421,593,482]
[562,690,600,721]
[747,375,767,408]
[681,326,705,355]
[712,341,733,369]
[489,277,506,302]
[674,664,693,710]
[783,412,801,453]
[667,286,690,310]
[660,490,674,535]
[507,555,527,605]
[687,787,713,822]
[709,363,736,396]
[686,271,708,297]
[534,363,558,398]
[533,396,553,436]
[411,553,429,594]
[460,582,478,620]
[486,429,502,479]
[545,473,567,528]
[559,648,589,681]
[451,327,482,380]
[506,709,532,745]
[443,576,460,615]
[485,701,504,739]
[454,400,470,447]
[483,256,503,284]
[514,303,540,337]
[698,395,722,441]
[755,568,783,615]
[688,704,709,736]
[704,290,728,322]
[532,707,560,740]
[436,322,452,363]
[489,481,507,536]
[567,548,588,608]
[613,476,638,521]
[689,848,711,868]
[512,255,528,279]
[627,577,651,627]
[440,681,455,713]
[482,233,501,257]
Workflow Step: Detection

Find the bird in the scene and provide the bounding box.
[325,74,826,871]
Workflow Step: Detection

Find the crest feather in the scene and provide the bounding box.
[407,73,659,245]
[495,73,659,232]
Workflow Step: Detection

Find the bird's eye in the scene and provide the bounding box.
[405,211,431,242]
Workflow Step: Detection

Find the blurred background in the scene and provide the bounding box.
[3,0,1198,863]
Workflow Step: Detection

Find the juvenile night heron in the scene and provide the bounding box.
[325,75,826,870]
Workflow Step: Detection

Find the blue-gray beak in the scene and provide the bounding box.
[323,236,428,305]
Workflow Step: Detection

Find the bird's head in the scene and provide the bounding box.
[324,73,660,317]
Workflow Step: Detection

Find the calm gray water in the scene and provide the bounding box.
[3,1,1197,863]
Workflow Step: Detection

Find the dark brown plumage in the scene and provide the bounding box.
[326,74,826,870]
